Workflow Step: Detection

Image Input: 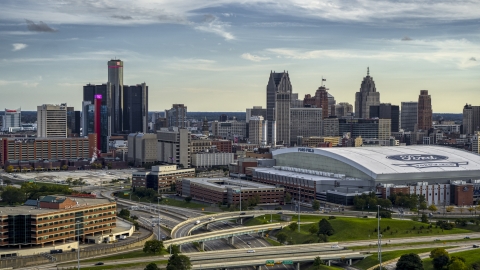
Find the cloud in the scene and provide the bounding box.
[12,43,28,51]
[241,53,270,62]
[194,14,235,40]
[470,57,477,61]
[401,36,413,41]
[25,19,57,32]
[112,15,133,20]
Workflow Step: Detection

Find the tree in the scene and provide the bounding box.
[185,196,192,203]
[285,193,292,204]
[448,260,467,270]
[378,198,392,209]
[21,182,39,199]
[419,202,428,214]
[166,253,191,270]
[169,244,181,255]
[288,222,297,231]
[5,165,14,173]
[309,225,318,235]
[144,263,160,270]
[313,256,324,269]
[276,232,287,244]
[118,209,130,219]
[312,200,320,211]
[396,253,424,270]
[1,186,25,204]
[143,240,164,255]
[446,206,454,213]
[430,248,450,270]
[421,213,428,223]
[318,218,334,237]
[428,204,438,213]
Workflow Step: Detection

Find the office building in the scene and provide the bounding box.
[463,104,480,135]
[303,85,329,118]
[298,136,341,148]
[190,139,212,154]
[0,136,97,167]
[211,139,232,153]
[37,104,68,138]
[339,118,391,139]
[157,128,191,168]
[0,196,116,247]
[83,83,113,139]
[417,90,432,131]
[369,103,400,132]
[66,107,81,137]
[323,117,340,137]
[2,108,21,132]
[328,93,336,116]
[211,121,247,141]
[132,165,195,193]
[248,116,265,145]
[127,133,157,166]
[334,103,353,118]
[290,93,304,108]
[165,104,187,128]
[473,131,480,154]
[266,71,292,144]
[290,108,323,145]
[246,106,267,123]
[108,59,124,133]
[355,68,380,118]
[177,178,284,205]
[123,83,148,133]
[191,152,234,167]
[401,102,418,132]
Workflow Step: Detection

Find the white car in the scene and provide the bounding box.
[331,244,340,248]
[247,250,255,253]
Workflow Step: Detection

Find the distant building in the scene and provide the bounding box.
[339,118,391,139]
[473,131,480,154]
[298,136,341,147]
[191,152,234,167]
[67,107,81,137]
[248,116,265,145]
[401,101,418,132]
[246,106,266,123]
[333,103,353,118]
[417,90,432,131]
[107,59,124,133]
[127,133,157,166]
[355,68,380,119]
[212,139,232,153]
[132,165,195,193]
[369,103,400,132]
[303,85,329,119]
[323,117,339,137]
[165,104,187,128]
[290,108,323,145]
[123,83,148,133]
[156,128,191,168]
[462,104,480,135]
[211,121,247,140]
[177,178,284,205]
[266,71,292,144]
[2,108,21,132]
[37,104,68,138]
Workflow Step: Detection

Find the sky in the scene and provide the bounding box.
[0,0,479,113]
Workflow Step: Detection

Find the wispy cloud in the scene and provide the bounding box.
[401,36,413,41]
[25,19,57,32]
[194,14,235,40]
[241,53,269,62]
[112,15,133,20]
[12,43,28,51]
[469,57,477,61]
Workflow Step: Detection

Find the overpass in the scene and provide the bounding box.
[171,210,297,238]
[165,223,290,250]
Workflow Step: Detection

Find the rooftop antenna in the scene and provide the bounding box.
[367,67,370,76]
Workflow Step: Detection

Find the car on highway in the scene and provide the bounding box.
[331,244,340,248]
[247,241,251,245]
[208,217,215,221]
[247,250,255,253]
[95,262,104,265]
[240,212,246,215]
[473,244,479,248]
[195,220,201,225]
[465,236,471,239]
[434,239,440,241]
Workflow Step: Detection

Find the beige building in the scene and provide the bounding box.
[190,139,213,154]
[37,104,68,138]
[473,131,480,154]
[132,165,195,192]
[378,119,392,140]
[248,116,264,145]
[191,152,234,168]
[157,128,191,168]
[127,133,157,166]
[211,121,247,140]
[290,108,323,146]
[299,136,341,147]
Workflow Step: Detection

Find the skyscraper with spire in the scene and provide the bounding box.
[355,68,380,119]
[108,59,124,133]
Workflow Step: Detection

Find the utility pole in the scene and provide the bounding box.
[377,205,382,270]
[158,197,161,241]
[298,186,301,232]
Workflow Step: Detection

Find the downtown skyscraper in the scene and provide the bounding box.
[108,59,124,133]
[417,90,432,131]
[266,71,292,145]
[355,68,380,119]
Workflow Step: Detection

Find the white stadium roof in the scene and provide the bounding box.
[273,146,480,181]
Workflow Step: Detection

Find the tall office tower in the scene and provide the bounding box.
[290,108,323,145]
[323,116,339,136]
[355,68,380,118]
[328,93,336,117]
[246,106,267,123]
[166,104,187,128]
[37,104,67,138]
[266,71,292,145]
[417,90,432,130]
[334,103,354,118]
[94,95,103,153]
[249,116,264,145]
[123,83,148,133]
[82,101,94,136]
[401,102,418,132]
[83,83,113,137]
[151,112,163,124]
[369,103,400,132]
[462,104,480,135]
[108,59,124,133]
[2,108,21,132]
[66,107,81,137]
[303,85,329,119]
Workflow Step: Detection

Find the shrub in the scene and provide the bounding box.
[328,216,336,220]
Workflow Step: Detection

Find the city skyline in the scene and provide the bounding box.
[1,0,479,112]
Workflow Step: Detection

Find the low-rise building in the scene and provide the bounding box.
[132,165,195,193]
[0,196,116,248]
[177,178,284,205]
[191,152,234,168]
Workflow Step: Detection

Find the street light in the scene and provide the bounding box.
[76,221,81,270]
[157,197,161,241]
[298,186,301,233]
[377,205,382,270]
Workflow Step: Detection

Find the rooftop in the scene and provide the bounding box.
[183,177,279,191]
